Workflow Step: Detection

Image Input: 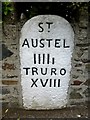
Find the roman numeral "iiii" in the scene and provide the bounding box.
[34,54,55,64]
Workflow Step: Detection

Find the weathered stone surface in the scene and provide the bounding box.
[84,79,90,86]
[10,86,19,95]
[20,15,74,109]
[70,91,83,99]
[74,58,80,62]
[77,52,83,58]
[74,63,82,67]
[81,47,89,51]
[72,75,79,79]
[2,87,10,95]
[78,29,87,43]
[79,8,88,29]
[85,63,90,72]
[83,88,89,97]
[79,21,88,29]
[3,24,17,40]
[81,51,89,63]
[2,63,15,70]
[72,68,84,79]
[77,69,83,74]
[73,49,82,62]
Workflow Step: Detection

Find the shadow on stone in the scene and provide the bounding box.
[0,44,13,60]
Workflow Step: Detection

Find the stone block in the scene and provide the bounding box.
[83,88,89,97]
[2,80,18,85]
[78,29,87,43]
[10,86,19,96]
[72,68,84,79]
[85,63,90,72]
[72,75,79,79]
[1,87,10,95]
[71,80,83,86]
[74,63,82,67]
[77,69,83,74]
[79,21,88,29]
[2,63,15,70]
[81,51,89,63]
[84,79,90,86]
[74,47,83,58]
[3,24,17,41]
[70,91,83,99]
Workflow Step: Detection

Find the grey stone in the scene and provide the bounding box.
[70,91,83,99]
[74,63,82,67]
[83,88,89,97]
[2,87,10,95]
[0,44,13,60]
[81,51,89,63]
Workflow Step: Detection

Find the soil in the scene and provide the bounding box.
[1,103,89,120]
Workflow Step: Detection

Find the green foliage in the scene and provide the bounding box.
[68,2,88,10]
[2,2,14,16]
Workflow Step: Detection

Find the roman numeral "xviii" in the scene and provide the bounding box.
[31,79,60,87]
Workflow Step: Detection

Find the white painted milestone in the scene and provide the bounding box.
[20,15,74,109]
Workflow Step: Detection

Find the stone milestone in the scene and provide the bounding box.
[20,15,74,109]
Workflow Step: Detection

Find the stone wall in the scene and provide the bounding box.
[69,6,89,105]
[1,5,89,108]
